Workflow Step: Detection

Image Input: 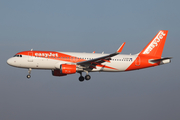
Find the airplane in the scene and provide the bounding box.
[7,30,171,82]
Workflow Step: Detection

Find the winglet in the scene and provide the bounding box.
[117,42,126,53]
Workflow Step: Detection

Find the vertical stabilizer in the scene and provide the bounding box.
[139,30,168,58]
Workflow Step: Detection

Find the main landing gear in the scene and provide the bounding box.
[78,71,91,82]
[27,68,32,79]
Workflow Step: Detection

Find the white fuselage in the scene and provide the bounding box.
[7,52,138,72]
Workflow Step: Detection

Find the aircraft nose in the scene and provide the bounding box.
[7,58,14,66]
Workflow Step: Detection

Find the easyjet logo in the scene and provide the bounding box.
[143,31,166,54]
[35,53,58,57]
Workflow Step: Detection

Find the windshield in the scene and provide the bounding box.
[13,55,22,57]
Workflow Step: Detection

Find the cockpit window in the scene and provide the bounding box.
[13,55,22,57]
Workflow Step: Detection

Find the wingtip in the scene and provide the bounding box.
[117,42,126,53]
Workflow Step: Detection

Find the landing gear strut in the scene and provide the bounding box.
[27,68,32,79]
[78,71,91,82]
[79,72,84,82]
[84,70,91,80]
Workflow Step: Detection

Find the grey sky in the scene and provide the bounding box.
[0,0,180,120]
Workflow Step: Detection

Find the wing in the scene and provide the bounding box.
[77,42,126,69]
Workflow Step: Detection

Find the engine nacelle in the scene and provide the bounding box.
[52,69,67,76]
[60,64,76,74]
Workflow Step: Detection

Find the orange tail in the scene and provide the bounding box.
[139,30,168,58]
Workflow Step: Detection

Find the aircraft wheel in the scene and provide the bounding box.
[79,76,84,82]
[85,75,91,80]
[27,75,31,79]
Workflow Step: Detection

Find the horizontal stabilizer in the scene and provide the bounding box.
[150,57,172,62]
[150,57,172,65]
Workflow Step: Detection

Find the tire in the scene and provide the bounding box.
[27,75,31,79]
[85,75,91,80]
[79,76,84,82]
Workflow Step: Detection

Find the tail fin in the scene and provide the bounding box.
[139,30,168,58]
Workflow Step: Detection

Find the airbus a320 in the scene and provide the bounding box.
[7,30,171,82]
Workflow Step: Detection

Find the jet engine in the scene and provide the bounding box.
[60,64,77,74]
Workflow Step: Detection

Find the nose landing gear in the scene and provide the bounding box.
[27,68,32,79]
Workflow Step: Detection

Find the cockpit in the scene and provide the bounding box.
[13,54,22,57]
